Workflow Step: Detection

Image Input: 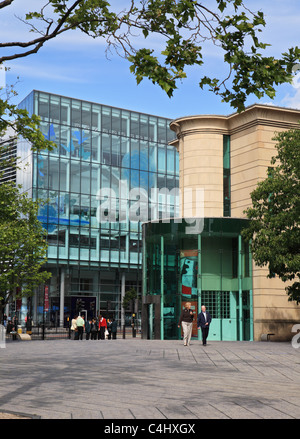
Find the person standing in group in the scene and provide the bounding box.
[71,315,78,340]
[178,302,194,346]
[85,318,92,340]
[90,318,98,340]
[76,314,85,340]
[98,315,107,340]
[111,318,118,339]
[107,319,112,339]
[197,305,212,346]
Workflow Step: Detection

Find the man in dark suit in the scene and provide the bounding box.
[197,305,212,346]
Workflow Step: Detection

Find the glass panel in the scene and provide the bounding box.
[48,156,59,190]
[121,110,129,136]
[167,124,175,142]
[112,109,121,134]
[140,115,149,139]
[61,97,71,125]
[102,106,111,132]
[91,165,100,196]
[111,166,120,199]
[102,133,111,164]
[167,148,175,173]
[92,104,101,130]
[111,135,120,166]
[60,126,71,157]
[158,148,166,173]
[121,137,130,165]
[50,95,60,123]
[81,163,90,194]
[130,113,139,137]
[82,102,91,128]
[149,117,157,141]
[70,161,80,193]
[158,118,166,143]
[90,195,99,229]
[59,162,69,192]
[130,169,139,190]
[91,131,100,161]
[140,140,148,171]
[101,164,110,189]
[38,93,49,119]
[149,143,157,173]
[71,100,81,126]
[130,139,139,169]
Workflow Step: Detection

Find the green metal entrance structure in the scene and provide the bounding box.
[142,218,253,341]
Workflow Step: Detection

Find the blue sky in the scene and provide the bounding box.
[1,0,300,119]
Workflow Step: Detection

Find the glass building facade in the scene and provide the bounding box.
[142,218,253,341]
[17,90,178,326]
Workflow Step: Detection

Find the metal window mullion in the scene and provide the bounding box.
[197,234,202,341]
[160,235,164,340]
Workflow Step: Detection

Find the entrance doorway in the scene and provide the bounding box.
[141,295,161,339]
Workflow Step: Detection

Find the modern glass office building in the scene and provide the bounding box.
[16,90,178,326]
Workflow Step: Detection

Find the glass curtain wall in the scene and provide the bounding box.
[143,218,253,341]
[17,91,178,324]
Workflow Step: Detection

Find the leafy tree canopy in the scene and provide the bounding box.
[0,181,51,317]
[242,127,300,303]
[0,0,300,115]
[122,287,137,310]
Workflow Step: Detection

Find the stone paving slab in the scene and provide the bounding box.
[1,338,300,420]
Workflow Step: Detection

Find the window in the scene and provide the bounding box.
[201,291,230,319]
[223,135,231,217]
[69,234,96,249]
[71,100,81,126]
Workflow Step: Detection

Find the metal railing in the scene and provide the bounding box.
[5,324,141,341]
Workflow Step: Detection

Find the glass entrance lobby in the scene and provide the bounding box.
[142,218,253,341]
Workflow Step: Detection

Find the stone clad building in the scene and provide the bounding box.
[142,104,300,342]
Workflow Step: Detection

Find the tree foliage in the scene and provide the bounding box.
[0,181,52,317]
[122,287,137,310]
[242,127,300,303]
[0,0,300,113]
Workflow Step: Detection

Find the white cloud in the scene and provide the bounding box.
[281,88,300,110]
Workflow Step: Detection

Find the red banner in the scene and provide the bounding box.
[44,285,49,312]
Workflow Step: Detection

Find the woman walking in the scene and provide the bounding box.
[178,302,194,346]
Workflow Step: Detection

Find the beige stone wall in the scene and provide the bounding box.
[170,105,300,342]
[170,116,226,217]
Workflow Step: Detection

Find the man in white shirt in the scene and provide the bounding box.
[76,315,85,340]
[197,305,212,346]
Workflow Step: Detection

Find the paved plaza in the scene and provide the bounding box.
[1,338,300,420]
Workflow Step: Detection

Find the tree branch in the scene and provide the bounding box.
[0,0,14,9]
[0,0,82,63]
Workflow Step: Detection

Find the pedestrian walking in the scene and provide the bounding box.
[98,315,107,340]
[76,315,85,340]
[197,305,212,346]
[178,302,194,346]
